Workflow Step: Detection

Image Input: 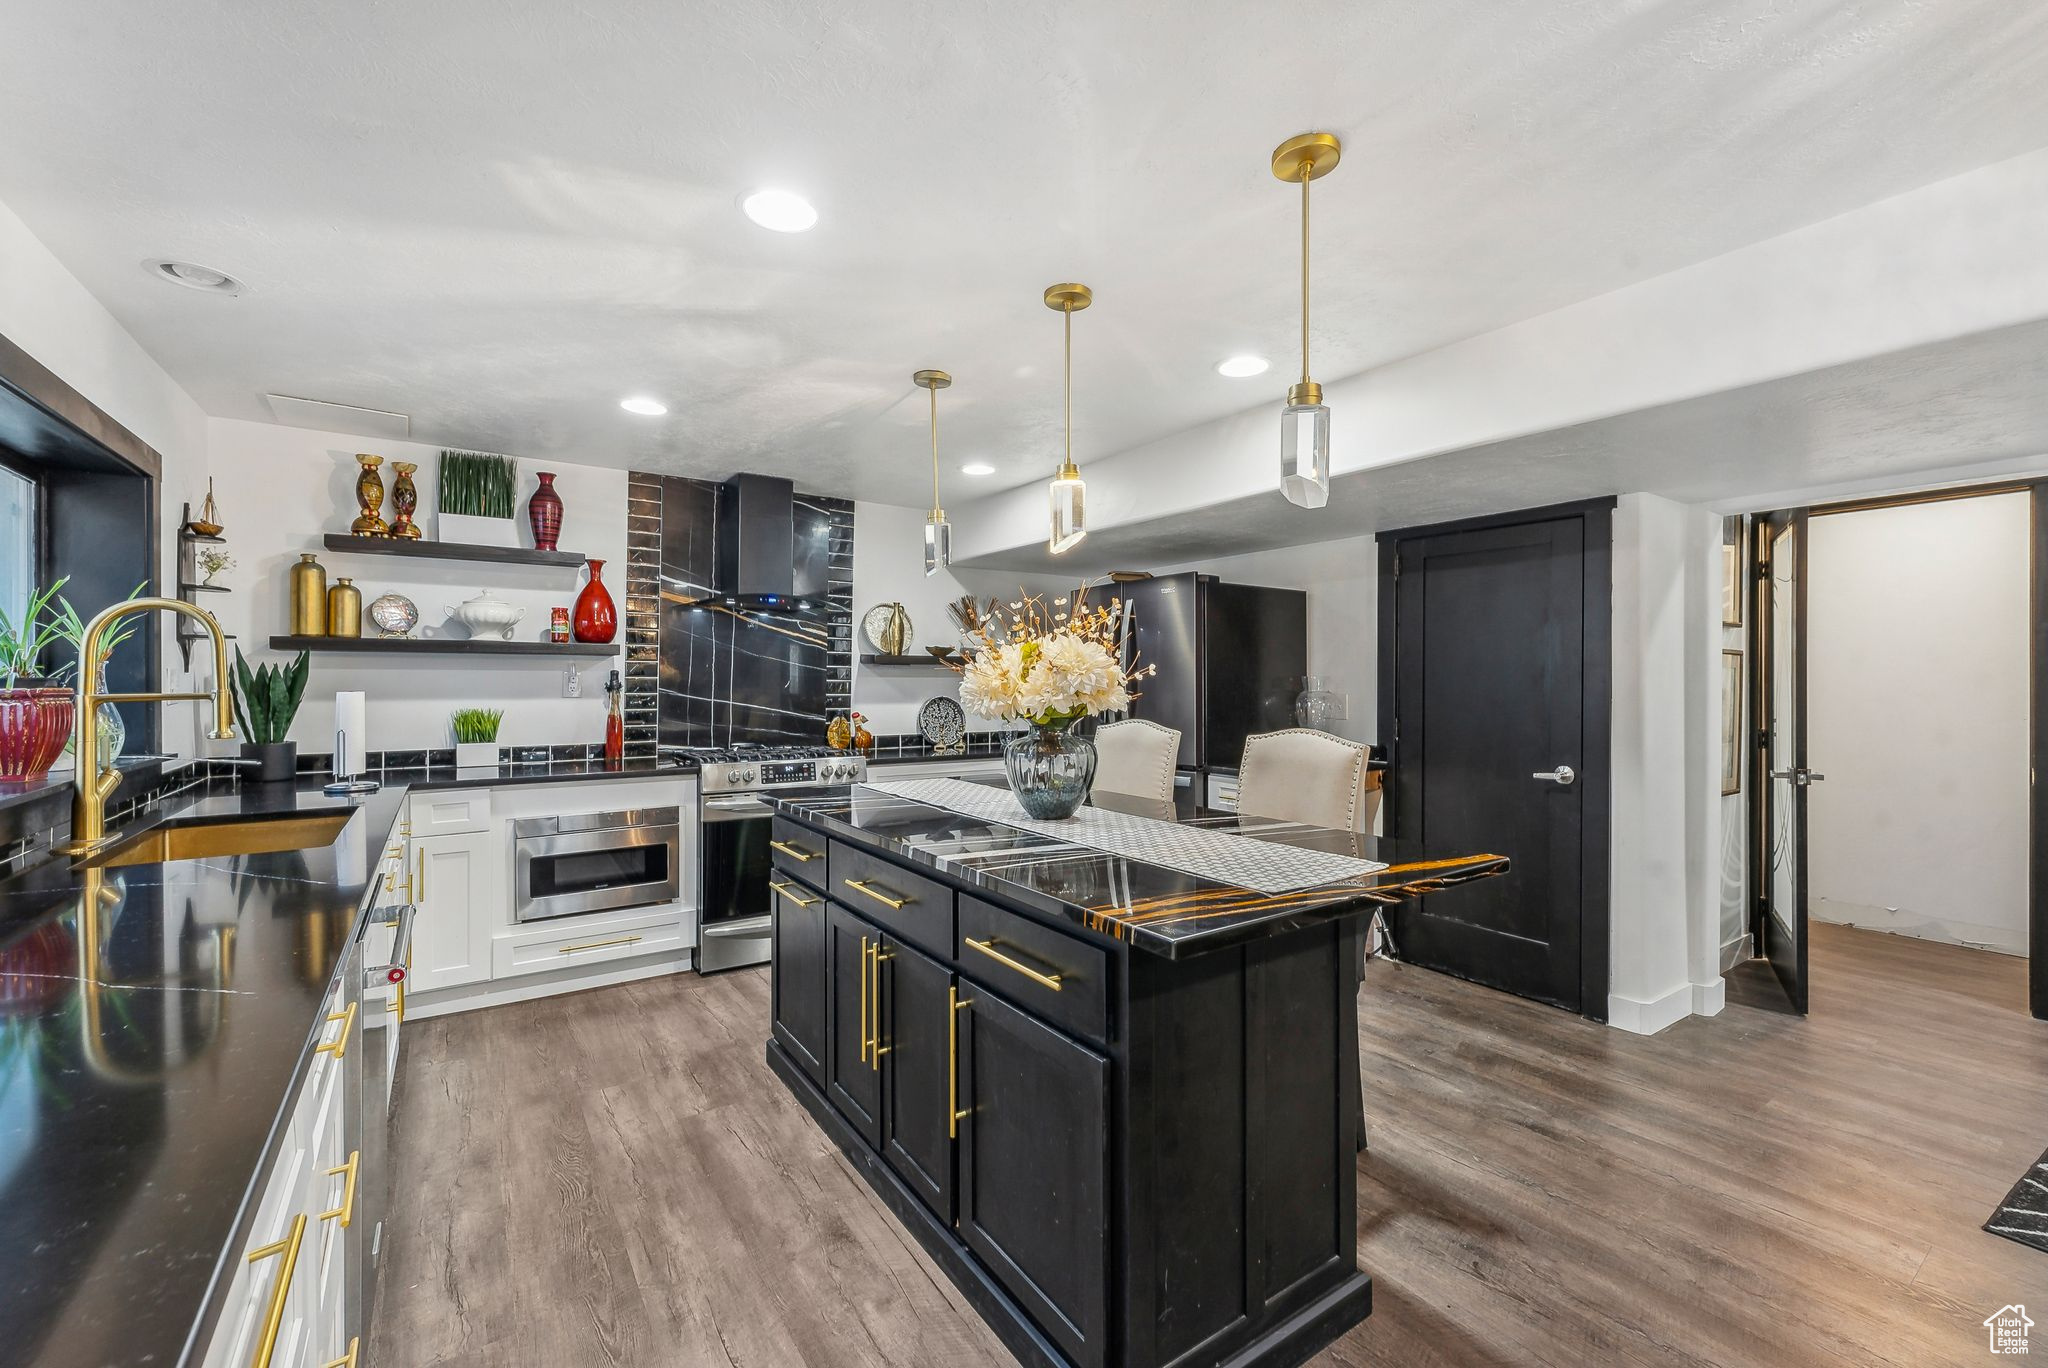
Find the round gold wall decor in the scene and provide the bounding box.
[1271,131,1342,183]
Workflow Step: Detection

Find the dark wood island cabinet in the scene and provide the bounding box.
[766,783,1507,1368]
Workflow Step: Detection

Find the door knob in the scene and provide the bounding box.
[1532,765,1576,786]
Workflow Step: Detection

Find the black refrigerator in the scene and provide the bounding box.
[1117,573,1308,782]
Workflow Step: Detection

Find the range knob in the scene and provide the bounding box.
[742,767,756,783]
[726,768,744,784]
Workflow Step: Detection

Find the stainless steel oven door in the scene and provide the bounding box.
[512,818,681,923]
[698,794,774,972]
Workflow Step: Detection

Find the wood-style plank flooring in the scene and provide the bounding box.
[370,923,2048,1367]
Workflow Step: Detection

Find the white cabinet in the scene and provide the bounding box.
[407,830,494,993]
[408,788,491,837]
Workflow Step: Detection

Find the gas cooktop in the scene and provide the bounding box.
[665,744,866,795]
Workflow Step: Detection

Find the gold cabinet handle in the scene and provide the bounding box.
[321,1339,360,1368]
[844,878,907,910]
[870,946,891,1069]
[949,986,973,1139]
[416,848,426,901]
[316,1000,358,1059]
[770,839,818,862]
[320,1150,361,1228]
[556,935,643,955]
[858,935,872,1064]
[769,879,820,907]
[246,1212,308,1368]
[964,937,1063,991]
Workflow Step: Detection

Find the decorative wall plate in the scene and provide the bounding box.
[918,695,967,752]
[367,593,419,638]
[862,602,913,655]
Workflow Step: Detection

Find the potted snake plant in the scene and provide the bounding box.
[230,646,310,782]
[0,580,81,784]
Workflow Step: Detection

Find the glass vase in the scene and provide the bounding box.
[1004,719,1097,820]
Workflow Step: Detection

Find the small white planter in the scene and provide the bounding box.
[438,512,523,548]
[455,742,499,769]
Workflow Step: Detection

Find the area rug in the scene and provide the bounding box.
[1985,1147,2048,1254]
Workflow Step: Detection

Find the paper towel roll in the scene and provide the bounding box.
[334,691,368,777]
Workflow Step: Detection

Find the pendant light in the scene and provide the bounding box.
[1272,132,1341,510]
[1044,282,1093,554]
[915,369,953,575]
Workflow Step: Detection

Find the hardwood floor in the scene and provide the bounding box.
[370,923,2048,1367]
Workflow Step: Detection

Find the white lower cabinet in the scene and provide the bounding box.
[492,903,692,979]
[407,829,494,993]
[202,981,361,1368]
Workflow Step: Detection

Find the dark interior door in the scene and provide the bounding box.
[1755,508,1811,1013]
[1383,504,1610,1014]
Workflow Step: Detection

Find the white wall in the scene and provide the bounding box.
[1807,494,2031,954]
[1608,493,1726,1034]
[1152,532,1378,746]
[848,499,1074,737]
[198,418,627,754]
[0,193,211,735]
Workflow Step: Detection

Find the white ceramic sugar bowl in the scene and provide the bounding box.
[447,590,526,641]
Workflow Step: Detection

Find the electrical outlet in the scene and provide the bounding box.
[562,668,582,699]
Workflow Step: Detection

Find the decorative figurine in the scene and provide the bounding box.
[187,479,224,537]
[826,714,852,750]
[351,454,389,535]
[389,460,422,539]
[572,559,617,644]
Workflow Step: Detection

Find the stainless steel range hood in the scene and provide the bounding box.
[694,473,828,610]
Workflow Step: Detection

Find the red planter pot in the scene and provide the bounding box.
[573,559,617,644]
[0,687,75,784]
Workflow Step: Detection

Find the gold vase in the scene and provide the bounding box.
[289,553,328,636]
[389,461,421,539]
[328,578,363,638]
[351,454,389,535]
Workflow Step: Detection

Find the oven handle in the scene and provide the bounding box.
[364,903,415,987]
[702,796,773,822]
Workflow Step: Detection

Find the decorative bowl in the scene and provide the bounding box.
[368,593,419,638]
[447,590,526,641]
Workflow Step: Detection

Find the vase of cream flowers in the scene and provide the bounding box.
[955,588,1155,819]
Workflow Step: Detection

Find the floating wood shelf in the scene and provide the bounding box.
[177,582,231,594]
[860,653,962,668]
[269,635,616,658]
[320,534,586,568]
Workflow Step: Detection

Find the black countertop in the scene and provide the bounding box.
[0,759,697,1368]
[772,780,1509,959]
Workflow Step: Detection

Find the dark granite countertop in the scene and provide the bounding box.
[0,758,699,1368]
[773,780,1509,960]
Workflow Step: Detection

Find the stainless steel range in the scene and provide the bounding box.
[670,744,866,972]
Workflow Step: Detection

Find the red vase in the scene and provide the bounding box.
[528,471,564,551]
[0,687,75,784]
[573,559,617,644]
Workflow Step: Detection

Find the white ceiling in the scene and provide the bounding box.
[3,1,2047,506]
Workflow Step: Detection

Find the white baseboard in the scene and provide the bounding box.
[1606,982,1694,1036]
[1720,933,1751,972]
[406,948,696,1019]
[1691,978,1726,1017]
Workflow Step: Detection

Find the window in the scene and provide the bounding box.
[0,462,34,626]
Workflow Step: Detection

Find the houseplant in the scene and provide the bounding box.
[230,646,310,782]
[0,580,81,783]
[451,707,503,768]
[437,450,521,548]
[955,588,1155,818]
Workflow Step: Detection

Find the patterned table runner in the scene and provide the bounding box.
[866,778,1387,894]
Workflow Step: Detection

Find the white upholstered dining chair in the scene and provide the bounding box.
[1091,719,1181,804]
[1234,726,1385,1152]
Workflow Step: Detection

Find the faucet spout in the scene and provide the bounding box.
[67,597,236,854]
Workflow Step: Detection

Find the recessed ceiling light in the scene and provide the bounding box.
[620,396,668,416]
[1216,354,1269,378]
[960,462,996,477]
[741,189,817,233]
[144,259,243,294]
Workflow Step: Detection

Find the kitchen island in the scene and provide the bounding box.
[766,780,1508,1368]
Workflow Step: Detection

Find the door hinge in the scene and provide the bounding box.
[1391,547,1401,579]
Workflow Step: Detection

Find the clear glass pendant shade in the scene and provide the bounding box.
[924,514,952,575]
[1280,400,1330,509]
[1048,466,1086,554]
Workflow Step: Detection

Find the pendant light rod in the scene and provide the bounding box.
[1064,303,1073,467]
[1300,165,1311,385]
[913,369,951,516]
[1271,132,1341,406]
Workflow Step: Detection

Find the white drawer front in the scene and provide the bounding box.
[492,907,687,979]
[409,789,491,837]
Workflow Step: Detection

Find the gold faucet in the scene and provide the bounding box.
[68,597,236,854]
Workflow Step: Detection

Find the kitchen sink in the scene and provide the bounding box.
[89,812,353,867]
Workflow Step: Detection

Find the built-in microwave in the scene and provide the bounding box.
[511,806,681,923]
